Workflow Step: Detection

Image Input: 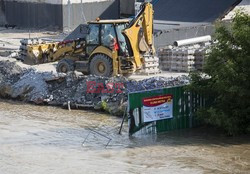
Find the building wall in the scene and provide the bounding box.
[1,0,119,30]
[120,0,135,17]
[62,0,111,4]
[223,0,250,20]
[0,0,6,25]
[2,0,63,29]
[154,24,215,49]
[62,0,119,31]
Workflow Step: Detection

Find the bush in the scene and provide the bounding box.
[189,12,250,135]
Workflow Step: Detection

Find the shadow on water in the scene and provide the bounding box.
[128,127,250,148]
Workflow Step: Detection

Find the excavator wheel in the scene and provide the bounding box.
[90,54,113,77]
[56,58,75,73]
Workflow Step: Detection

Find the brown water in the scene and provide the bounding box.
[0,99,249,174]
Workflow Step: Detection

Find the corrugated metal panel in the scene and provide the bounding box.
[3,0,63,30]
[1,0,119,30]
[3,0,110,5]
[0,0,6,25]
[62,0,113,5]
[128,86,205,135]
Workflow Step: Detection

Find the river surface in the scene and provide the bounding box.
[0,99,249,174]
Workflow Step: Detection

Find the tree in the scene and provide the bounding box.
[189,12,250,135]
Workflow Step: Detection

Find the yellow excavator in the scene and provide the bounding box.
[20,2,159,77]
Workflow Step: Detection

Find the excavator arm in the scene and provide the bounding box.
[123,2,154,69]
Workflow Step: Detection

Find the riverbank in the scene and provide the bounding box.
[0,57,189,116]
[0,28,189,115]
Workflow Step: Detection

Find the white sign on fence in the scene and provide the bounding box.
[142,95,173,123]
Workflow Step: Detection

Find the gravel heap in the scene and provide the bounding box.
[126,76,190,93]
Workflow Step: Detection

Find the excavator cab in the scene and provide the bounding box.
[85,20,130,57]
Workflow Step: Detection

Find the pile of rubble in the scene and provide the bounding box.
[126,76,190,92]
[0,59,190,116]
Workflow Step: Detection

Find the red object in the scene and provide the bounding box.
[143,94,173,107]
[87,81,96,93]
[113,38,119,51]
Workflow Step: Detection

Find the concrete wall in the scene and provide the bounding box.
[1,0,119,30]
[62,0,111,4]
[3,0,61,3]
[153,0,241,23]
[120,0,135,17]
[0,0,6,25]
[223,0,250,20]
[2,0,63,29]
[154,24,215,49]
[152,0,241,49]
[62,0,119,31]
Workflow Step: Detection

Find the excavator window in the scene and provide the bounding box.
[85,23,129,56]
[101,24,116,49]
[115,24,128,55]
[86,24,100,55]
[87,24,100,45]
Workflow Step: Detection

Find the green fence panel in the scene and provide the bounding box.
[128,86,206,135]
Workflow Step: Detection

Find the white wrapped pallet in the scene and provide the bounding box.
[158,40,211,72]
[140,54,161,75]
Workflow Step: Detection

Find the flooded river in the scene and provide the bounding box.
[0,99,249,174]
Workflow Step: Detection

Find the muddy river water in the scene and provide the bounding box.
[0,99,249,174]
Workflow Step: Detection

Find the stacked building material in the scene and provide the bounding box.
[194,46,211,71]
[170,47,196,72]
[158,44,211,72]
[138,55,160,75]
[158,48,172,71]
[19,39,42,62]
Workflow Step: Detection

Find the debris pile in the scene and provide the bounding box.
[0,59,190,116]
[126,76,190,92]
[0,60,24,97]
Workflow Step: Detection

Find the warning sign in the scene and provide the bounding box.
[142,95,173,122]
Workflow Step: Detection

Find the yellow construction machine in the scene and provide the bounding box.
[20,2,159,77]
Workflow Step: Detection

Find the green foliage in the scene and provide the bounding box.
[101,100,109,112]
[189,12,250,135]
